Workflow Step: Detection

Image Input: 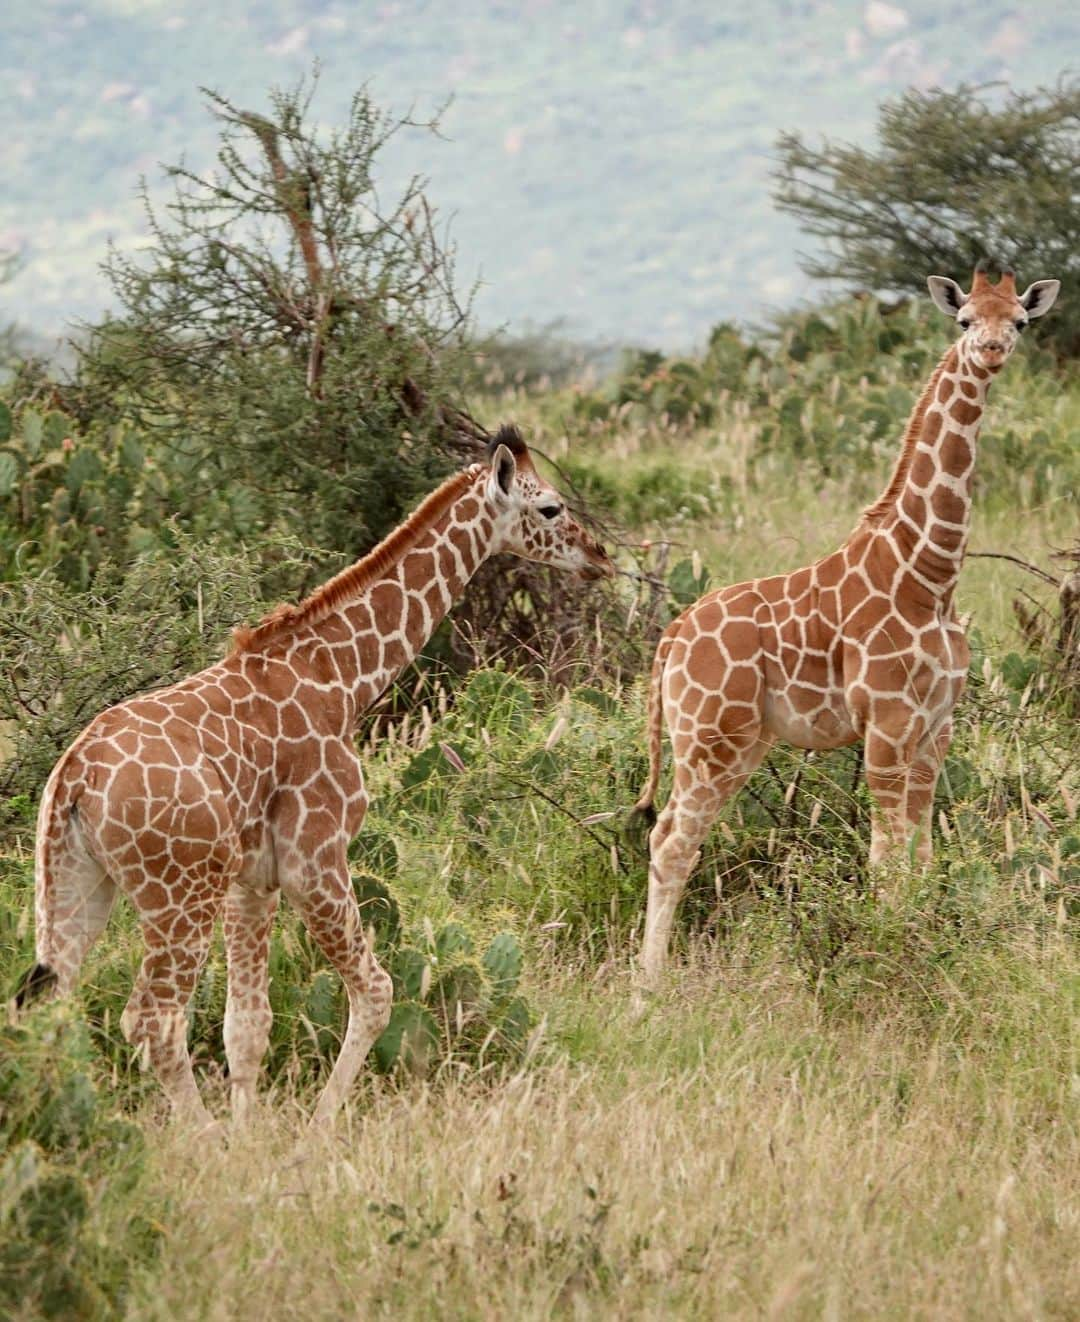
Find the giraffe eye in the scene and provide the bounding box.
[1014,319,1027,332]
[538,504,562,520]
[958,318,972,330]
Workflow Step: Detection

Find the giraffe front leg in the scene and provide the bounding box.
[282,845,393,1128]
[904,721,953,868]
[223,884,280,1126]
[863,726,913,869]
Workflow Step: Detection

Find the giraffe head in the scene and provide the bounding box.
[483,425,615,581]
[927,266,1060,372]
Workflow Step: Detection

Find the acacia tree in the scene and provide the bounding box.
[77,75,488,561]
[773,81,1080,354]
[66,75,624,683]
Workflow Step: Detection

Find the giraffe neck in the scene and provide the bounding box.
[297,471,496,717]
[882,342,990,600]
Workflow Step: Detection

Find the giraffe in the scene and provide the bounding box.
[17,426,613,1126]
[633,267,1060,983]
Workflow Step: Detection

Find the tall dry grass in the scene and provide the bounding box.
[109,934,1078,1321]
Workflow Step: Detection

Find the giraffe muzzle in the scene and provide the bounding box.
[579,543,616,582]
[976,340,1007,366]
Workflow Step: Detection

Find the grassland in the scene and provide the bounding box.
[2,299,1078,1318]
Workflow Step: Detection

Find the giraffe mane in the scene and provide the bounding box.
[859,346,957,526]
[231,465,485,653]
[488,423,530,461]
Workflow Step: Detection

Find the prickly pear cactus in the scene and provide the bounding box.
[482,932,523,998]
[369,918,531,1078]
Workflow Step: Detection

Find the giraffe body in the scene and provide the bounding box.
[636,269,1060,981]
[28,428,613,1125]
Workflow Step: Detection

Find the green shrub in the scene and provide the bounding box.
[0,534,317,831]
[74,74,477,565]
[0,1005,156,1318]
[566,294,1080,509]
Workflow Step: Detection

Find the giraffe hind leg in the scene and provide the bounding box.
[114,813,237,1126]
[120,879,225,1128]
[282,849,393,1127]
[223,883,279,1125]
[641,734,770,984]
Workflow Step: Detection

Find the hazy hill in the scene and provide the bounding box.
[2,0,1076,348]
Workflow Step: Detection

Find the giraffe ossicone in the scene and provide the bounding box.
[634,267,1060,984]
[20,426,613,1128]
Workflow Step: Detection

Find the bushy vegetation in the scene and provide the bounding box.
[2,74,485,592]
[556,292,1079,539]
[76,77,485,562]
[774,80,1080,356]
[0,536,319,836]
[0,1005,156,1317]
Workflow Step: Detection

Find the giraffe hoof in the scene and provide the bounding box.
[629,985,658,1022]
[175,1114,228,1148]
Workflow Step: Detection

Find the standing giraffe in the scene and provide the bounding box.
[634,268,1060,982]
[18,427,613,1126]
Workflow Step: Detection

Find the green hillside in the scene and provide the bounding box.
[3,0,1078,346]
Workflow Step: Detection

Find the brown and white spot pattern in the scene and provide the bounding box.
[29,427,613,1127]
[635,269,1060,982]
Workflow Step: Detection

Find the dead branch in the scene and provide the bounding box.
[966,550,1060,588]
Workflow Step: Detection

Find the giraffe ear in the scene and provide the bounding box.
[1018,279,1060,319]
[927,276,969,318]
[489,443,517,499]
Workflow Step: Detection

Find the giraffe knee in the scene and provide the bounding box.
[366,964,393,1035]
[224,1005,274,1070]
[651,831,700,883]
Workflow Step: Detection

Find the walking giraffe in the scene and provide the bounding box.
[634,267,1060,982]
[18,427,613,1126]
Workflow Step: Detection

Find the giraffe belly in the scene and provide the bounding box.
[763,688,857,751]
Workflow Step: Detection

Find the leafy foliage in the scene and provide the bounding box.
[564,294,1080,528]
[74,74,480,564]
[0,1005,155,1318]
[774,81,1080,355]
[0,536,316,832]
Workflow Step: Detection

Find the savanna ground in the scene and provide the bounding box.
[2,298,1078,1319]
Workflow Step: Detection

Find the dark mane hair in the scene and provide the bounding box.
[487,423,528,460]
[232,465,482,654]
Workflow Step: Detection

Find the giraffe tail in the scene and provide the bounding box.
[13,961,58,1008]
[13,767,67,1007]
[26,747,82,990]
[631,624,678,822]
